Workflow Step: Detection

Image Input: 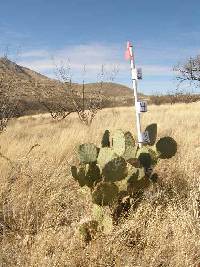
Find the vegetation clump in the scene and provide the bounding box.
[71,124,177,240]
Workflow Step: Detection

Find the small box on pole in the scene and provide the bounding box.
[136,101,147,113]
[137,68,142,80]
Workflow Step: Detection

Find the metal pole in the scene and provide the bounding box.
[128,43,143,147]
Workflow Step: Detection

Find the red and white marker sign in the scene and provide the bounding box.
[125,41,134,60]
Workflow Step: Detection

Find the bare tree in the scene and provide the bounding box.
[51,61,104,125]
[171,56,200,103]
[0,53,119,128]
[174,55,200,87]
[31,80,74,121]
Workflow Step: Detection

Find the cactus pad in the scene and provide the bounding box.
[123,132,137,161]
[78,143,98,163]
[138,153,152,168]
[145,123,157,145]
[124,131,135,147]
[71,165,87,187]
[92,204,104,222]
[71,163,101,188]
[102,157,127,182]
[101,130,110,147]
[92,182,119,206]
[85,163,102,187]
[97,147,118,168]
[123,146,137,161]
[156,137,177,159]
[112,129,126,156]
[148,148,159,166]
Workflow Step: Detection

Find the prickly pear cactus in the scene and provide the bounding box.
[71,125,177,238]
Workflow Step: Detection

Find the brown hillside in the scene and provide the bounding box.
[0,57,146,117]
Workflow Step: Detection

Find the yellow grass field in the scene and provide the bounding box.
[0,102,200,267]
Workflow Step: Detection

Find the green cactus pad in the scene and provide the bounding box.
[145,123,157,145]
[124,131,135,147]
[136,146,149,157]
[92,204,113,234]
[101,130,110,147]
[92,182,119,206]
[71,163,101,188]
[112,129,126,156]
[123,146,137,161]
[138,153,152,168]
[97,147,118,168]
[122,132,136,160]
[92,204,104,222]
[102,157,127,182]
[78,143,98,163]
[85,163,102,188]
[74,165,87,187]
[156,137,177,159]
[148,148,159,166]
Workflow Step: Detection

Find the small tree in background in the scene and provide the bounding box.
[174,55,200,88]
[52,61,106,125]
[172,56,200,103]
[149,57,200,106]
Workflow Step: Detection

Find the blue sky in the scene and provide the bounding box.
[1,0,200,94]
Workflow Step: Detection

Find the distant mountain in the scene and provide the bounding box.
[0,57,147,117]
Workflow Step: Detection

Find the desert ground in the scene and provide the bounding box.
[0,102,200,267]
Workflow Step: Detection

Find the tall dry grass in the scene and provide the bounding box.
[0,102,200,267]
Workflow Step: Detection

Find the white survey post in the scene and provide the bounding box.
[126,41,143,147]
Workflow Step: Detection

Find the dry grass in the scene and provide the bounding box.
[0,102,200,267]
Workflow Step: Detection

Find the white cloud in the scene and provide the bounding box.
[18,43,173,83]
